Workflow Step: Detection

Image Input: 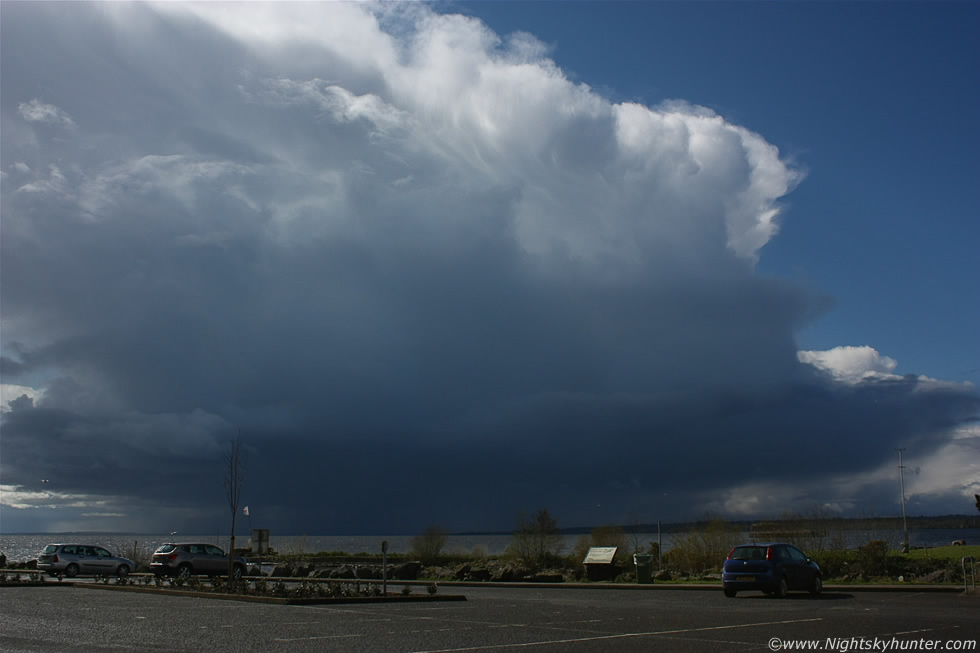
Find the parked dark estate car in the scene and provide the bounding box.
[722,542,822,597]
[150,542,247,579]
[37,544,135,578]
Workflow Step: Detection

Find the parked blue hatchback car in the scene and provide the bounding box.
[722,542,822,598]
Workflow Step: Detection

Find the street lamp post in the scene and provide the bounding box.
[897,448,909,553]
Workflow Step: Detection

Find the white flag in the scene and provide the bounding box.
[243,506,249,516]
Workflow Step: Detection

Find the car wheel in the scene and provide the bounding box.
[723,587,737,598]
[116,564,130,577]
[232,565,244,580]
[177,564,192,580]
[774,576,789,598]
[64,563,80,578]
[809,575,822,595]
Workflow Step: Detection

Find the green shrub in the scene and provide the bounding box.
[813,547,965,583]
[905,545,980,560]
[812,549,853,578]
[665,518,740,574]
[856,540,889,579]
[410,527,449,565]
[647,542,660,561]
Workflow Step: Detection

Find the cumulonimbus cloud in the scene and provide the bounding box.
[1,2,976,532]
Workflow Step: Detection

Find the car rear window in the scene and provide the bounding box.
[43,545,58,554]
[730,546,767,560]
[156,544,177,553]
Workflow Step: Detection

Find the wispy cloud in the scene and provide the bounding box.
[18,99,75,127]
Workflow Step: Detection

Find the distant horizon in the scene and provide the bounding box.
[4,513,978,538]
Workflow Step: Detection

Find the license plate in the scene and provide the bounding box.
[737,576,755,582]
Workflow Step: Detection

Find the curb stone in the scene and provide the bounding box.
[76,583,467,605]
[434,580,967,593]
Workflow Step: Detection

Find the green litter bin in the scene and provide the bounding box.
[633,553,654,584]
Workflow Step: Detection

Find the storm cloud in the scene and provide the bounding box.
[2,2,977,535]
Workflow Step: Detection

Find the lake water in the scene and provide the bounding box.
[1,528,975,563]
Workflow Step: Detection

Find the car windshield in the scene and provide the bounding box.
[730,546,767,560]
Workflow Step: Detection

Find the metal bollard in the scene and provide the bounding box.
[381,541,388,595]
[962,556,975,593]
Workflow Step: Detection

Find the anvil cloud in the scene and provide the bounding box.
[1,2,977,535]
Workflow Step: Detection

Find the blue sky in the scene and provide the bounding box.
[463,0,980,386]
[1,1,977,536]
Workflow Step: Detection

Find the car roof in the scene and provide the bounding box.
[733,542,794,548]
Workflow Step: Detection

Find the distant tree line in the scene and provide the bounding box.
[404,505,980,576]
[620,513,980,535]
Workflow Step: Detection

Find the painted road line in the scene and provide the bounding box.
[408,617,825,652]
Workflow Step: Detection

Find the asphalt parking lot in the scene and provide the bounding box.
[1,585,976,652]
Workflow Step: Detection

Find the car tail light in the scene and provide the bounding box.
[52,555,59,563]
[726,548,735,560]
[167,554,177,561]
[766,547,774,560]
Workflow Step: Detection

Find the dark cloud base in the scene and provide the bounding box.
[3,374,976,534]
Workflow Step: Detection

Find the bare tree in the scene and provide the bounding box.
[223,434,247,583]
[572,524,629,564]
[410,526,449,565]
[511,508,563,568]
[666,517,740,574]
[624,512,649,554]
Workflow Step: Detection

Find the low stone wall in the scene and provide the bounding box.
[263,560,423,581]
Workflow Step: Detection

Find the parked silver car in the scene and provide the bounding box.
[150,542,246,579]
[37,544,135,578]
